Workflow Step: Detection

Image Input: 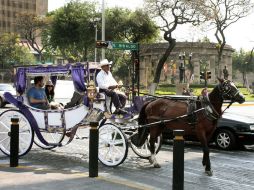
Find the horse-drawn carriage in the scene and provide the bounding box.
[0,62,161,167]
[0,62,245,175]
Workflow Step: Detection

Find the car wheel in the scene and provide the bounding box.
[215,129,236,150]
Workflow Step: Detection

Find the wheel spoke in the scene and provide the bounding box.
[0,136,9,143]
[0,121,10,131]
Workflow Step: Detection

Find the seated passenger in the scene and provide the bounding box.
[27,76,49,110]
[45,80,63,110]
[96,59,127,115]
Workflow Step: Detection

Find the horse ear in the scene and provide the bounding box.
[217,77,224,83]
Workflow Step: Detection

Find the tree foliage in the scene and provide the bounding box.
[0,33,35,68]
[15,13,51,63]
[47,1,98,62]
[232,48,254,87]
[104,7,160,82]
[105,8,159,43]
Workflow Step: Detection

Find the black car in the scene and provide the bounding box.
[163,112,254,150]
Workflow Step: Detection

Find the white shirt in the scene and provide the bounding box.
[96,70,118,89]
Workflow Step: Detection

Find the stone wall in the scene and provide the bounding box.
[139,42,234,87]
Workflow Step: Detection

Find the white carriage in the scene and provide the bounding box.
[0,63,162,167]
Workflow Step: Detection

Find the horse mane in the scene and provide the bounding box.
[207,84,223,116]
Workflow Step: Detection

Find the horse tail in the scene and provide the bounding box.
[136,101,150,146]
[138,101,149,125]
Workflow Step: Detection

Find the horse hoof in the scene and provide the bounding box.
[205,170,213,176]
[154,163,161,168]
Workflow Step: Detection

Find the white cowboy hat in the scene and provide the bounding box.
[46,80,54,86]
[99,59,112,67]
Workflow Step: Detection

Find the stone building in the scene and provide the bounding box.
[0,0,48,34]
[139,42,234,87]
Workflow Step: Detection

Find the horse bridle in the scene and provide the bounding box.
[219,80,240,101]
[219,80,240,114]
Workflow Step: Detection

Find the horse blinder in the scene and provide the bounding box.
[220,81,244,103]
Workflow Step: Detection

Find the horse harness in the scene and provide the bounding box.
[146,95,221,129]
[199,95,221,121]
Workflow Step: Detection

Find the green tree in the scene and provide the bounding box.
[15,13,51,63]
[48,1,98,62]
[232,48,254,87]
[0,33,35,69]
[104,8,160,83]
[105,8,159,43]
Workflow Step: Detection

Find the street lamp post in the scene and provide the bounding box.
[101,0,105,60]
[179,52,192,83]
[179,52,186,83]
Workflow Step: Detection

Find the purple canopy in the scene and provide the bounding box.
[14,63,90,97]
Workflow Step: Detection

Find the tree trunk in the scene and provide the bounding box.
[149,39,176,94]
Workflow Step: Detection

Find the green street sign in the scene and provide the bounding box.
[109,42,139,50]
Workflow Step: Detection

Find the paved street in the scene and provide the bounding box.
[1,136,254,190]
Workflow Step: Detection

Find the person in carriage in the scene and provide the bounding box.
[96,59,127,115]
[27,76,50,110]
[45,80,64,110]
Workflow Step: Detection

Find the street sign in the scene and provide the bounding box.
[110,42,139,51]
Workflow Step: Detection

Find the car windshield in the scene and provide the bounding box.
[0,84,14,91]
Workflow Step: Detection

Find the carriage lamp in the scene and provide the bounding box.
[87,80,97,101]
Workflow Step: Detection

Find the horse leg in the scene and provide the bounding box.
[199,132,213,176]
[148,135,161,168]
[202,145,213,176]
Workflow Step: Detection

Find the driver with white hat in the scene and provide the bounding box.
[96,59,127,114]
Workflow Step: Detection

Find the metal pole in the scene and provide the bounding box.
[89,121,99,177]
[95,23,98,63]
[10,117,19,167]
[101,0,105,60]
[172,130,184,190]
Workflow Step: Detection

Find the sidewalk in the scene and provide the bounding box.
[1,143,254,190]
[0,157,153,190]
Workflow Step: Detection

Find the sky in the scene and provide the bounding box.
[48,0,254,51]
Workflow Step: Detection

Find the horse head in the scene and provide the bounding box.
[217,77,245,104]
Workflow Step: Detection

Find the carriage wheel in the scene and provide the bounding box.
[0,110,34,157]
[98,123,128,167]
[33,128,66,150]
[130,134,162,159]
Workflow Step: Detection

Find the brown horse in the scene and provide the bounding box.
[138,78,245,176]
